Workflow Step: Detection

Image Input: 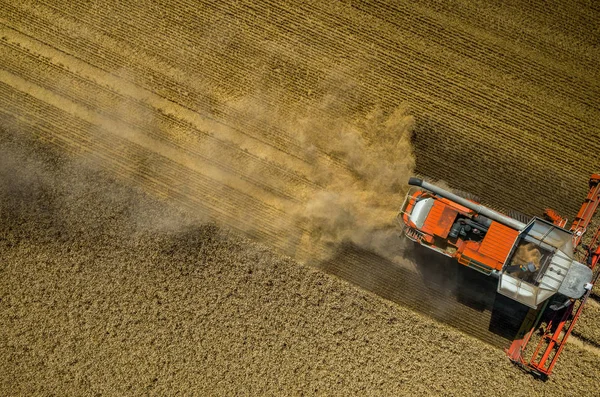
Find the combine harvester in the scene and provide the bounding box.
[398,173,600,379]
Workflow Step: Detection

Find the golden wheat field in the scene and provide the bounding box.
[1,0,599,395]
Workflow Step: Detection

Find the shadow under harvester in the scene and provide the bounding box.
[318,239,530,348]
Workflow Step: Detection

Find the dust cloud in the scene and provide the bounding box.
[225,92,416,263]
[2,56,418,266]
[0,119,196,244]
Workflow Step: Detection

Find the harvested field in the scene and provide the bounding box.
[1,0,599,393]
[574,300,600,348]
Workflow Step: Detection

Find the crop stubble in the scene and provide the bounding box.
[573,300,600,347]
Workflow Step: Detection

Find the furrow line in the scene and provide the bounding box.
[0,77,305,245]
[0,10,316,169]
[346,0,598,96]
[215,0,599,122]
[0,104,304,256]
[5,0,596,165]
[0,8,355,175]
[0,39,319,203]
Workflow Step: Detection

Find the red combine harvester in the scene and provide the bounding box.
[398,174,600,379]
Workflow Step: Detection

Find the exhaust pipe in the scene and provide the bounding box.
[408,177,526,231]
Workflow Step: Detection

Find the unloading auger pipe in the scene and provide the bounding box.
[408,177,527,231]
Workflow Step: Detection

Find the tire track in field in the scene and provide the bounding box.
[0,109,309,261]
[0,24,409,265]
[0,25,412,266]
[5,0,596,176]
[85,0,600,145]
[0,22,315,175]
[4,0,344,155]
[2,81,511,349]
[0,5,318,169]
[0,23,326,180]
[0,4,356,175]
[0,16,412,264]
[8,0,599,149]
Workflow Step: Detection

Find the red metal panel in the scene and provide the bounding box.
[421,201,443,234]
[421,201,457,238]
[570,175,600,247]
[478,222,519,268]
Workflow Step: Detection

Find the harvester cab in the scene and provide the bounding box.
[398,178,593,309]
[497,218,592,309]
